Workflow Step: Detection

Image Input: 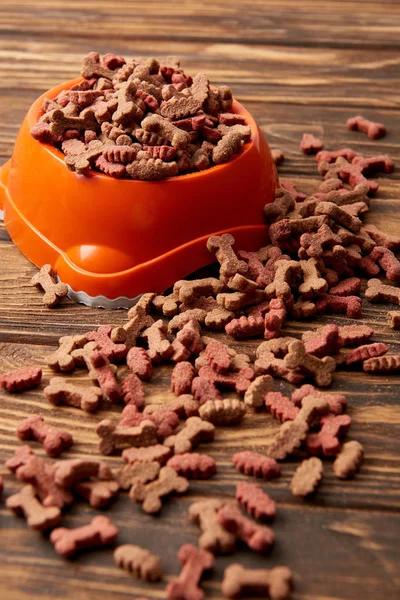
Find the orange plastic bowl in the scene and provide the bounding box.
[0,77,278,306]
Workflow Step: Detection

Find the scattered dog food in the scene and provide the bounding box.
[131,466,189,513]
[44,376,103,411]
[50,515,118,557]
[0,366,42,393]
[333,440,364,479]
[346,115,386,139]
[166,453,217,479]
[30,264,68,307]
[290,457,323,496]
[236,481,276,520]
[17,415,73,457]
[300,133,323,154]
[114,544,162,581]
[164,416,215,454]
[6,484,61,531]
[221,563,293,599]
[166,543,214,600]
[233,451,281,480]
[217,503,275,553]
[189,499,236,554]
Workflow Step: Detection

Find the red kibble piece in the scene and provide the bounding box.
[176,319,203,355]
[236,482,276,521]
[191,377,222,404]
[126,347,153,380]
[338,324,374,346]
[346,342,388,365]
[166,453,217,479]
[120,373,145,408]
[363,225,400,252]
[102,52,126,69]
[198,365,254,394]
[166,544,214,600]
[300,133,323,155]
[339,161,379,194]
[6,445,35,473]
[85,325,127,362]
[225,315,265,340]
[232,450,281,480]
[264,392,299,422]
[303,324,342,358]
[291,384,347,415]
[50,515,118,558]
[142,144,177,160]
[205,340,231,373]
[119,404,179,440]
[315,295,362,319]
[346,115,386,139]
[279,180,307,201]
[316,148,358,164]
[352,154,394,175]
[217,503,275,553]
[0,366,42,393]
[171,361,196,396]
[89,350,122,403]
[264,298,286,341]
[16,455,74,508]
[17,415,73,458]
[219,112,247,126]
[369,246,400,282]
[306,413,352,456]
[329,277,361,296]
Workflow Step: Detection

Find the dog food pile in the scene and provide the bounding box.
[2,108,400,599]
[30,53,250,180]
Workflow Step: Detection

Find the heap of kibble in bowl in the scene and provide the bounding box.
[30,52,251,180]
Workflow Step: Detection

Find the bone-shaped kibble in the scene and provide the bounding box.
[222,563,293,600]
[127,156,179,180]
[6,484,61,531]
[131,466,189,513]
[141,319,173,363]
[299,224,342,258]
[176,319,204,355]
[74,479,119,509]
[333,440,364,479]
[263,188,295,223]
[267,396,329,460]
[268,216,328,245]
[116,460,160,490]
[112,305,154,349]
[190,499,236,555]
[141,114,189,149]
[164,416,215,454]
[46,334,87,372]
[291,384,347,415]
[53,458,113,488]
[44,376,103,411]
[198,365,254,394]
[16,455,73,508]
[363,224,400,251]
[315,201,361,233]
[166,543,214,600]
[217,503,275,553]
[85,325,127,361]
[284,340,336,387]
[365,278,400,305]
[114,544,162,582]
[298,258,328,297]
[236,481,276,521]
[369,246,400,282]
[346,115,386,139]
[264,298,287,341]
[113,80,144,125]
[212,130,243,165]
[306,414,352,456]
[31,264,68,307]
[64,139,104,175]
[244,374,274,408]
[50,515,118,557]
[96,419,158,455]
[81,51,115,80]
[89,350,122,403]
[265,260,301,301]
[291,457,324,497]
[0,366,42,393]
[17,415,73,458]
[199,398,246,425]
[206,233,248,282]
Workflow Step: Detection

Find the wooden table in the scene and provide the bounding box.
[0,2,399,599]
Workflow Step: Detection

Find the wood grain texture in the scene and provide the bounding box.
[0,1,399,599]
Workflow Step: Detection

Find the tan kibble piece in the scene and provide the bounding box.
[6,484,61,531]
[365,279,400,305]
[141,114,189,149]
[81,52,115,80]
[227,273,258,293]
[169,309,207,333]
[213,131,243,165]
[333,441,364,479]
[111,304,154,349]
[116,461,160,490]
[74,480,119,509]
[70,341,98,369]
[218,123,251,142]
[285,340,336,387]
[271,148,285,166]
[290,457,323,496]
[64,139,104,175]
[113,80,143,125]
[388,311,400,329]
[160,94,202,119]
[46,334,87,371]
[164,416,215,454]
[31,264,68,307]
[205,306,236,330]
[265,260,301,301]
[44,376,103,412]
[53,458,113,488]
[244,375,274,408]
[206,233,248,282]
[222,563,293,599]
[96,419,158,455]
[217,290,265,311]
[48,107,98,138]
[199,399,246,425]
[263,188,295,223]
[141,319,173,363]
[126,158,178,180]
[267,395,329,460]
[114,544,162,581]
[131,466,189,513]
[191,147,210,170]
[153,290,180,316]
[299,258,328,297]
[189,499,236,554]
[174,277,224,303]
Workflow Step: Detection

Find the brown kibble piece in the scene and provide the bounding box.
[46,334,87,372]
[16,456,73,508]
[365,279,400,305]
[300,133,323,154]
[388,311,400,329]
[166,543,214,600]
[236,482,276,521]
[112,304,154,349]
[263,188,295,223]
[88,350,122,403]
[175,277,224,303]
[164,416,215,454]
[144,395,199,419]
[222,563,293,599]
[333,440,364,479]
[132,466,189,513]
[291,384,347,415]
[126,157,178,180]
[6,445,35,473]
[53,458,113,488]
[199,398,246,425]
[315,201,361,233]
[232,451,281,480]
[265,260,301,301]
[217,503,275,553]
[206,233,248,282]
[363,355,400,373]
[290,457,323,496]
[213,131,243,164]
[31,264,68,307]
[0,366,42,393]
[285,341,336,387]
[81,52,115,80]
[189,499,236,554]
[74,480,119,509]
[122,444,172,465]
[17,415,73,458]
[142,114,189,149]
[116,461,160,490]
[97,419,158,455]
[114,544,162,582]
[338,324,374,346]
[6,484,61,531]
[141,319,173,363]
[271,148,285,165]
[50,515,118,557]
[244,375,274,408]
[44,376,102,411]
[198,365,254,394]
